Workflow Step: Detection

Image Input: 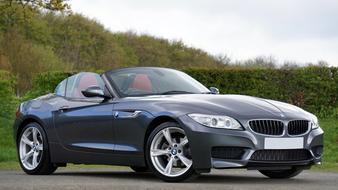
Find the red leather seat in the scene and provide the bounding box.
[130,74,152,92]
[73,74,99,98]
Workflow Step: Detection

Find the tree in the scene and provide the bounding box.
[215,53,231,65]
[1,0,70,12]
[0,0,70,31]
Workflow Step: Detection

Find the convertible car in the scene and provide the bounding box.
[14,67,323,182]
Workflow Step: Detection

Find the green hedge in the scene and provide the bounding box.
[185,67,338,117]
[0,70,17,118]
[23,71,73,100]
[26,67,338,117]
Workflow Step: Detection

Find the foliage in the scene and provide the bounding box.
[0,116,16,162]
[319,119,338,164]
[20,67,337,118]
[0,70,17,118]
[185,67,338,117]
[0,3,222,94]
[23,71,73,100]
[0,0,70,32]
[1,30,67,94]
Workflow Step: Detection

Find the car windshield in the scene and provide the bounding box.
[107,68,210,97]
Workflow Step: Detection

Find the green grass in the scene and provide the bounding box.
[313,118,338,172]
[0,116,16,163]
[1,116,337,172]
[313,162,338,172]
[321,118,338,164]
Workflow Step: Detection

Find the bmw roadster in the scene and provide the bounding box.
[14,67,323,182]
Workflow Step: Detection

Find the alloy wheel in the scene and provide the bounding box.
[19,127,44,170]
[150,126,192,177]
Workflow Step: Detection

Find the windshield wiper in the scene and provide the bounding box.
[160,90,196,95]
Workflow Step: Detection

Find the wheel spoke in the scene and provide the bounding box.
[178,155,192,167]
[32,152,38,168]
[151,149,168,157]
[22,150,34,162]
[36,144,43,151]
[162,128,173,145]
[179,137,188,147]
[164,157,174,175]
[32,128,38,144]
[21,135,33,147]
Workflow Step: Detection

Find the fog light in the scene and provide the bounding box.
[311,146,323,157]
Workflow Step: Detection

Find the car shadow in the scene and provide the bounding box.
[51,170,315,185]
[53,170,159,181]
[195,173,312,184]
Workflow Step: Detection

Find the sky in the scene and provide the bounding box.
[70,0,338,66]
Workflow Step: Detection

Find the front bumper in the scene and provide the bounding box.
[178,115,324,173]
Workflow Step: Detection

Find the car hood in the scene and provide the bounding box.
[123,94,313,120]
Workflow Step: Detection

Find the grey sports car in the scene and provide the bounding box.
[14,67,323,182]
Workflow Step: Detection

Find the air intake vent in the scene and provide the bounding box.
[249,120,284,135]
[250,149,312,161]
[288,120,309,135]
[211,147,247,160]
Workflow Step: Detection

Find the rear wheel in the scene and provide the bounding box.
[18,123,57,175]
[259,168,303,179]
[146,122,197,182]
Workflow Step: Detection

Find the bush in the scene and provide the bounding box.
[25,67,338,117]
[0,70,17,118]
[23,71,74,100]
[185,67,338,117]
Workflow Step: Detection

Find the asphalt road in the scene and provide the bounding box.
[0,168,337,190]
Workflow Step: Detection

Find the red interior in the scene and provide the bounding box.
[130,74,152,92]
[73,74,99,98]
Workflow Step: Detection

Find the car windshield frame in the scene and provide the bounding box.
[105,67,210,98]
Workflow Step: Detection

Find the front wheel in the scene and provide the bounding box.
[18,123,57,175]
[146,122,197,182]
[259,168,303,179]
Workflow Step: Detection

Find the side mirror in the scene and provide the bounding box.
[82,86,110,99]
[209,87,220,94]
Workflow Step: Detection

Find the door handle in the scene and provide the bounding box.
[58,106,70,112]
[113,110,142,118]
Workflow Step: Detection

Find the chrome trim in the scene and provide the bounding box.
[286,120,311,137]
[115,110,142,119]
[246,119,286,137]
[246,119,311,137]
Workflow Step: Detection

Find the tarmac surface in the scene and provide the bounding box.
[0,168,337,190]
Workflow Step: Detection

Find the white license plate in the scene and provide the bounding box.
[264,137,304,149]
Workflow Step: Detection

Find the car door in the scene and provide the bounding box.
[109,73,156,156]
[53,72,115,153]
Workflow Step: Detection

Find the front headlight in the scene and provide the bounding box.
[188,113,243,130]
[311,116,319,130]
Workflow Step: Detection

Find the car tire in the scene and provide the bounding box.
[17,122,57,175]
[145,122,197,182]
[259,168,303,179]
[130,166,149,173]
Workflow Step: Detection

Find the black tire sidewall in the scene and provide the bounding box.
[17,122,55,175]
[145,122,196,182]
